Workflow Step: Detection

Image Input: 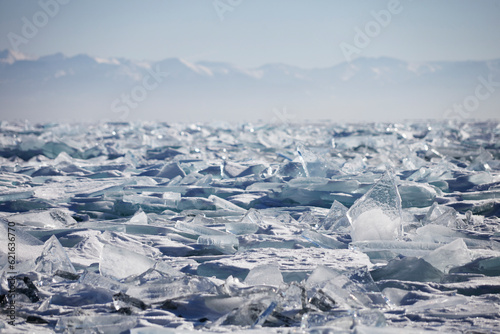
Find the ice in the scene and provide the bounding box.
[209,194,246,213]
[305,266,386,310]
[423,238,472,273]
[423,202,462,228]
[175,221,226,236]
[7,208,77,229]
[0,219,44,268]
[0,120,499,332]
[449,256,500,276]
[213,291,278,327]
[197,234,239,254]
[156,162,186,179]
[197,247,372,282]
[77,271,128,293]
[318,200,349,232]
[99,244,156,280]
[347,172,403,242]
[129,208,149,225]
[350,240,442,261]
[244,263,284,287]
[398,182,437,208]
[35,235,76,275]
[55,315,138,333]
[113,291,148,312]
[301,229,346,249]
[225,221,259,235]
[468,147,493,171]
[370,256,444,283]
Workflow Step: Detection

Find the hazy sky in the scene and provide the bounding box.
[1,0,500,68]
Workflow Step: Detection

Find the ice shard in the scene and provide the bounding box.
[318,200,349,232]
[370,256,444,283]
[156,162,186,179]
[244,263,284,287]
[128,208,149,225]
[197,234,239,254]
[55,315,138,334]
[347,172,403,242]
[34,235,76,275]
[0,120,498,332]
[423,238,472,273]
[99,244,155,280]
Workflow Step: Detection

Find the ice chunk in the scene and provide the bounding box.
[100,244,155,280]
[301,229,346,249]
[35,235,76,275]
[174,221,226,236]
[0,188,34,202]
[128,208,149,225]
[298,211,320,228]
[7,208,77,229]
[423,238,472,273]
[2,275,40,303]
[244,263,284,287]
[398,182,437,208]
[156,162,186,179]
[225,222,259,235]
[350,240,441,260]
[113,292,148,312]
[295,144,331,178]
[77,271,128,293]
[468,147,493,171]
[197,234,239,254]
[213,291,278,327]
[414,224,465,243]
[449,256,500,276]
[370,257,443,283]
[423,202,463,228]
[0,219,43,268]
[55,315,137,334]
[347,172,403,242]
[222,161,247,178]
[301,311,353,330]
[306,266,385,310]
[318,200,349,232]
[209,194,246,213]
[162,191,181,207]
[127,275,217,304]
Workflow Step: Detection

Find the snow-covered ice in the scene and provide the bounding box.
[0,120,499,333]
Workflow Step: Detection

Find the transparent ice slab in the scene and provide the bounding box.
[318,200,349,233]
[55,314,138,333]
[244,263,284,287]
[423,238,472,273]
[370,256,444,283]
[35,235,76,275]
[197,234,239,254]
[100,244,156,280]
[347,172,403,242]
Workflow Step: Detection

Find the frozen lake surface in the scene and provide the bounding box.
[0,120,499,333]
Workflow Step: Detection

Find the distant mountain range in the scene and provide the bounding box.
[1,49,499,122]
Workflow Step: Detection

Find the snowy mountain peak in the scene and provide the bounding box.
[0,49,32,64]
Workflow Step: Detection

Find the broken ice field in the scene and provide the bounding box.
[0,120,499,333]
